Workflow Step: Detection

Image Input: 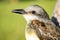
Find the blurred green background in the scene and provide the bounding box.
[0,0,56,40]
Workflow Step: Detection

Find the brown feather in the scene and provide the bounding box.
[29,20,60,40]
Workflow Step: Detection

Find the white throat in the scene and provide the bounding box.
[23,14,39,23]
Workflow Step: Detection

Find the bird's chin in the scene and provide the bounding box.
[23,14,39,22]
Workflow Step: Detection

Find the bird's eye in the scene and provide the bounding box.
[31,11,36,14]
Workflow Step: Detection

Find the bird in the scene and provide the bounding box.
[12,5,60,40]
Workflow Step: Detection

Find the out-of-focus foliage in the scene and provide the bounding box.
[0,0,9,2]
[0,0,6,2]
[19,0,35,1]
[0,0,56,2]
[0,0,3,2]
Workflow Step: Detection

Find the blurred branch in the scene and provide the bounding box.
[53,0,60,15]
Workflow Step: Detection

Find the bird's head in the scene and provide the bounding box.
[12,5,50,22]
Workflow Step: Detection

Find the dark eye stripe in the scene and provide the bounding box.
[32,11,36,14]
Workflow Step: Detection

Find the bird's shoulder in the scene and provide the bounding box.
[29,20,60,40]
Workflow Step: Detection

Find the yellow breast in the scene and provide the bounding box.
[25,29,40,40]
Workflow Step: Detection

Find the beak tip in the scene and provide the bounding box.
[12,10,16,13]
[12,10,14,13]
[12,9,25,14]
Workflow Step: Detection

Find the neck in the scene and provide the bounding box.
[26,17,49,24]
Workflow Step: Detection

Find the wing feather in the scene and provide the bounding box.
[31,20,60,40]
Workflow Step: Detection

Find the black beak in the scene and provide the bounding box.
[12,9,25,14]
